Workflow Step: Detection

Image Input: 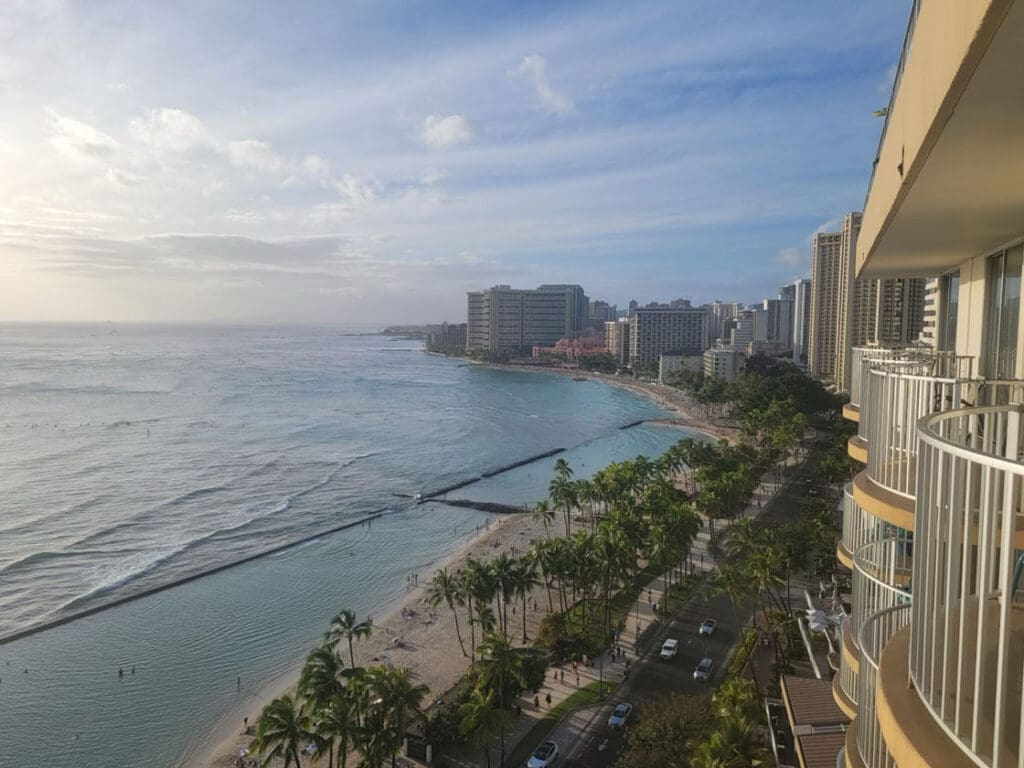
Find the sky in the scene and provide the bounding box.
[0,0,911,324]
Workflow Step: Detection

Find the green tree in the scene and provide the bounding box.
[298,642,346,715]
[614,694,711,768]
[458,688,511,768]
[250,695,313,768]
[328,609,373,668]
[425,567,467,657]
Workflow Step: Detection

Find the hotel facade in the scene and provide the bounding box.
[829,4,1024,768]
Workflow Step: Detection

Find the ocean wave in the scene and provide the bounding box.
[56,498,295,613]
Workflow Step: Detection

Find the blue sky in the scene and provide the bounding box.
[0,0,910,323]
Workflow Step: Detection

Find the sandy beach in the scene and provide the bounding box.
[187,372,730,768]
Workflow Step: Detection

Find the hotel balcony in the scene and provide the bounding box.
[853,354,975,529]
[838,484,883,570]
[871,403,1024,768]
[835,537,912,724]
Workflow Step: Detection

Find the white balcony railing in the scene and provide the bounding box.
[913,404,1024,768]
[862,355,974,497]
[850,538,913,653]
[857,604,912,768]
[850,347,907,410]
[841,483,885,564]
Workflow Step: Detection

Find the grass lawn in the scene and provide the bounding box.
[503,680,610,767]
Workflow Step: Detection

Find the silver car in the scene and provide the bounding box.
[693,657,713,681]
[608,702,633,728]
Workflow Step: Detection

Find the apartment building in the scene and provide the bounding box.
[604,318,631,368]
[791,278,812,365]
[628,307,708,367]
[702,347,746,382]
[466,284,587,352]
[825,5,1024,768]
[808,229,845,380]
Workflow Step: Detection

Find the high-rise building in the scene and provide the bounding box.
[808,229,845,380]
[627,299,638,317]
[918,277,939,348]
[604,318,631,368]
[702,347,746,381]
[874,277,928,346]
[588,300,617,322]
[727,309,756,349]
[762,298,792,347]
[706,301,742,345]
[790,278,811,365]
[537,284,589,336]
[835,212,865,391]
[628,307,708,367]
[823,6,1024,768]
[425,322,467,353]
[466,284,587,352]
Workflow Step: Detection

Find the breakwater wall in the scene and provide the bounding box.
[0,511,387,646]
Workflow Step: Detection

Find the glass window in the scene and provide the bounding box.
[938,271,959,351]
[982,245,1023,378]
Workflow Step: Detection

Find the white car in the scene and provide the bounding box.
[693,657,714,681]
[659,638,679,660]
[699,619,717,637]
[608,702,633,728]
[526,740,559,768]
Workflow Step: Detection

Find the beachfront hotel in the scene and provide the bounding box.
[824,3,1024,768]
[466,284,589,352]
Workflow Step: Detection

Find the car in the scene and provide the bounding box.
[608,702,633,728]
[699,619,717,637]
[659,638,679,660]
[693,657,714,681]
[526,740,559,768]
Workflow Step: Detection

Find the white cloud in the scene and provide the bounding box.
[226,139,284,173]
[131,108,209,152]
[334,173,379,204]
[515,54,574,115]
[105,167,142,187]
[418,168,448,186]
[421,114,473,149]
[302,154,328,176]
[46,110,117,163]
[776,247,800,266]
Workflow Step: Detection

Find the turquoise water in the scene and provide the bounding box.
[0,324,698,767]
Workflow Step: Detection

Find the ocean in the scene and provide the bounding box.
[0,323,701,767]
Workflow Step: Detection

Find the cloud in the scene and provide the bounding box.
[514,54,574,115]
[226,139,284,173]
[105,168,143,187]
[46,110,117,163]
[334,174,379,204]
[421,114,473,149]
[776,247,800,266]
[302,154,328,176]
[418,168,447,186]
[131,108,209,152]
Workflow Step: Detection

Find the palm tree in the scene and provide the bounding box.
[489,552,518,639]
[328,609,372,668]
[250,694,312,768]
[370,666,429,768]
[316,688,359,768]
[712,677,761,724]
[511,555,540,643]
[425,567,467,657]
[530,500,555,539]
[472,603,498,653]
[298,641,346,714]
[689,716,768,768]
[459,688,511,768]
[549,458,576,537]
[530,539,556,614]
[477,633,527,767]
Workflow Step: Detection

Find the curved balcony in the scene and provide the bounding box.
[861,356,975,500]
[838,484,884,569]
[856,604,911,768]
[909,404,1024,768]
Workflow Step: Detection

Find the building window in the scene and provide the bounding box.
[938,271,959,351]
[982,245,1023,378]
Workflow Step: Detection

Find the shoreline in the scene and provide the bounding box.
[188,512,550,768]
[186,364,728,768]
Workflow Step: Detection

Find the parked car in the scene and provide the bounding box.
[526,740,559,768]
[693,657,714,681]
[699,619,717,637]
[659,638,679,660]
[608,702,633,728]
